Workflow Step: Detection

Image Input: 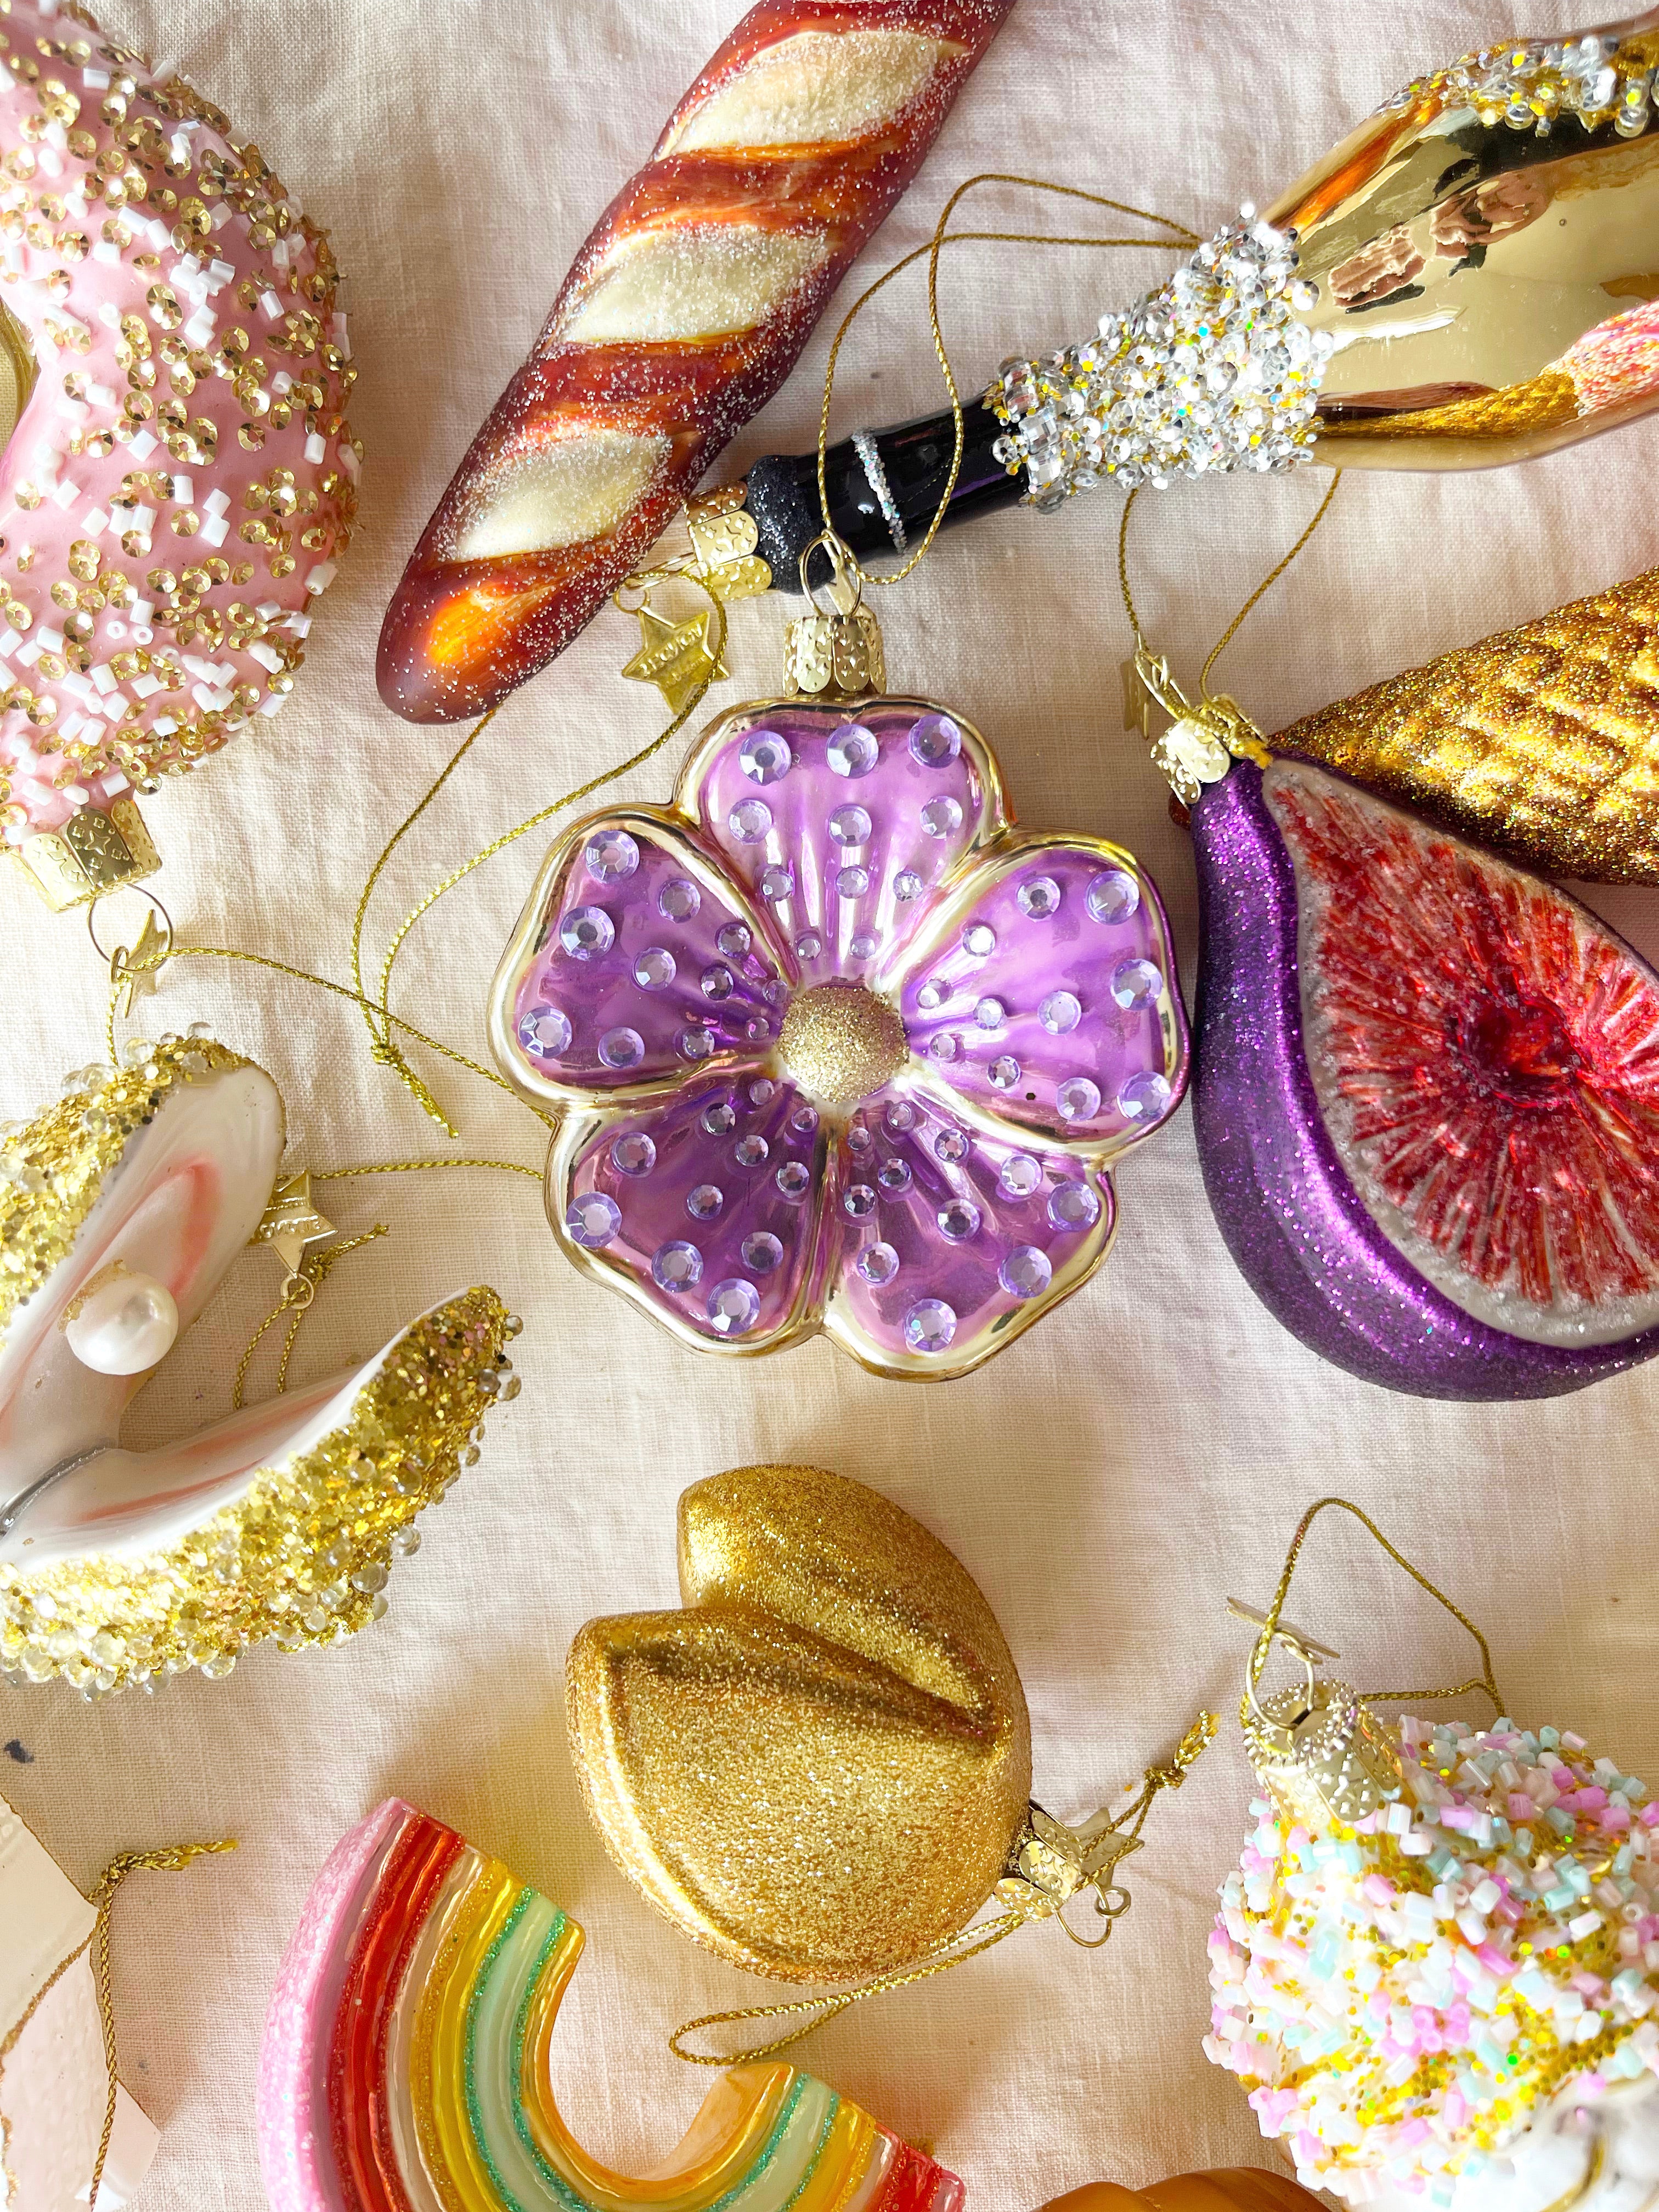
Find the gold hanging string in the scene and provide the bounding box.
[98,935,551,1131]
[670,1706,1215,2062]
[0,1837,235,2212]
[349,591,728,1135]
[1250,1496,1504,1718]
[816,176,1200,595]
[1116,469,1344,768]
[232,1223,390,1411]
[669,1908,1030,2066]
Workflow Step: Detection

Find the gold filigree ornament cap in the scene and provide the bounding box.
[567,1463,1214,1999]
[1231,1601,1407,1834]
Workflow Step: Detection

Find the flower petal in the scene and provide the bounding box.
[490,809,789,1105]
[548,1071,835,1351]
[681,697,1006,986]
[820,1080,1117,1378]
[882,832,1188,1158]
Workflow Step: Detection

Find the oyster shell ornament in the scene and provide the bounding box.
[567,1463,1213,1991]
[0,1033,515,1694]
[1207,1500,1659,2212]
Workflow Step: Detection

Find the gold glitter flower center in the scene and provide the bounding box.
[778,984,908,1105]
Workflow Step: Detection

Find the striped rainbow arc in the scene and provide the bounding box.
[258,1798,963,2212]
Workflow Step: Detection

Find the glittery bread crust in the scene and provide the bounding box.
[1271,568,1659,884]
[568,1462,1031,1983]
[0,0,358,863]
[0,1284,509,1694]
[375,0,1017,724]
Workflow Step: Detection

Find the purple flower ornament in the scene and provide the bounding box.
[489,696,1188,1377]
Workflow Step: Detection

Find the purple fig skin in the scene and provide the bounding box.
[1190,760,1659,1400]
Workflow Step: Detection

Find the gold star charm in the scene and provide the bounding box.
[252,1171,336,1274]
[111,909,171,1018]
[1120,652,1154,740]
[620,602,729,718]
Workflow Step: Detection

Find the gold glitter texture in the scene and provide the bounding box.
[777,981,907,1104]
[0,1035,512,1694]
[1318,368,1578,443]
[567,1463,1032,1983]
[1273,568,1659,882]
[2,1284,508,1695]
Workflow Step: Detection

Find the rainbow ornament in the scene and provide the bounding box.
[258,1799,963,2212]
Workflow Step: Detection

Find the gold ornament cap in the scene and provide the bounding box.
[1240,1677,1407,1830]
[9,798,159,911]
[784,532,885,701]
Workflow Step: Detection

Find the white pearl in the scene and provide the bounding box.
[64,1269,179,1376]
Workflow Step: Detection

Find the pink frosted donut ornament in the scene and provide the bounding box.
[0,0,357,909]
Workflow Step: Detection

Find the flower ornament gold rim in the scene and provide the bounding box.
[491,693,1186,1380]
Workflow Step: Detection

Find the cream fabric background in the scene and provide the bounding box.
[5,1,1658,2204]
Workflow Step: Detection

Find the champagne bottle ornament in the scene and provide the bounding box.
[746,8,1659,572]
[1206,1499,1659,2212]
[262,1795,1317,2212]
[1118,496,1659,1400]
[0,1026,518,1695]
[566,1463,1214,2015]
[488,537,1189,1377]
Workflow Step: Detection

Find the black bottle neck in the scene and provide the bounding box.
[744,398,1023,592]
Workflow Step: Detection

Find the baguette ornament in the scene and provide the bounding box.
[375,0,1017,725]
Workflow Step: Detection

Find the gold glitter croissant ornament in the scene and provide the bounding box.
[1269,566,1659,884]
[567,1463,1214,2029]
[0,1032,517,1695]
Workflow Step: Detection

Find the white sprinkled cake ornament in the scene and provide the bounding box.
[1207,1502,1659,2211]
[0,0,358,909]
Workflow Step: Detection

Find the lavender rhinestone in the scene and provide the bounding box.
[904,1299,957,1352]
[707,1279,761,1335]
[559,905,613,960]
[1000,1245,1052,1299]
[652,1240,703,1290]
[909,713,961,766]
[739,728,792,784]
[611,1131,657,1177]
[585,828,638,883]
[517,1005,571,1058]
[858,1241,900,1285]
[566,1192,621,1248]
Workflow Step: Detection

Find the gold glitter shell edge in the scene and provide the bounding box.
[1,1284,511,1694]
[0,1032,261,1350]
